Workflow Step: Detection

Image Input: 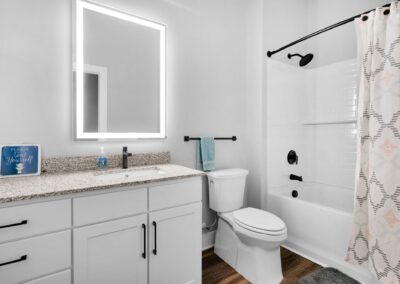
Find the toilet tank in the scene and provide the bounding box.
[207,169,249,213]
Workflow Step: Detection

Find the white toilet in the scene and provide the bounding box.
[208,169,287,284]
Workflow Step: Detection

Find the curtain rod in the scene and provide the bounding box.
[266,1,397,58]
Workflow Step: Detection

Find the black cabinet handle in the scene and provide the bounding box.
[152,221,157,255]
[142,224,146,259]
[0,255,27,267]
[0,220,28,229]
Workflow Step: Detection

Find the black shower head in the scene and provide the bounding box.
[300,53,314,66]
[287,53,314,67]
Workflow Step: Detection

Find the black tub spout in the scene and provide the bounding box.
[290,174,303,182]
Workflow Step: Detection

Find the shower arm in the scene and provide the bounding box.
[287,53,302,59]
[266,1,398,58]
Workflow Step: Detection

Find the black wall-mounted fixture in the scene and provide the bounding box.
[292,190,299,198]
[287,150,298,165]
[184,136,237,142]
[122,146,132,169]
[290,174,303,182]
[266,1,397,58]
[288,53,313,67]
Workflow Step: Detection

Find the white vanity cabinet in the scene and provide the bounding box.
[73,214,148,284]
[0,177,202,284]
[149,203,201,284]
[73,178,202,284]
[23,270,71,284]
[0,200,71,284]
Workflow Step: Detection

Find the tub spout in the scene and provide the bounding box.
[290,174,303,182]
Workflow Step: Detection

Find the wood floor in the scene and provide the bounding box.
[202,247,321,284]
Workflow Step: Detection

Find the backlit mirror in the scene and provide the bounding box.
[74,0,166,139]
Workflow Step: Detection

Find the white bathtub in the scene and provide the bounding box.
[267,183,378,284]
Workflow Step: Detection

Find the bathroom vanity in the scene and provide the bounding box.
[0,164,203,284]
[1,0,201,283]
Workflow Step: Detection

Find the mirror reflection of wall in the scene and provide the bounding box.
[74,1,166,140]
[83,73,99,132]
[73,64,108,133]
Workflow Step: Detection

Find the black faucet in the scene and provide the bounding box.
[122,146,132,169]
[290,174,303,182]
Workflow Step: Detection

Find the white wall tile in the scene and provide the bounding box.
[267,58,359,193]
[266,59,309,189]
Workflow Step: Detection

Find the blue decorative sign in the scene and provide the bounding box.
[0,145,41,177]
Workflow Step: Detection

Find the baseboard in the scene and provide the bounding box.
[202,230,216,251]
[281,243,327,267]
[202,244,214,251]
[282,241,378,284]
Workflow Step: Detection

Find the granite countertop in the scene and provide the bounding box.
[0,164,205,204]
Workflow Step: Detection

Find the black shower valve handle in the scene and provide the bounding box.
[289,174,303,182]
[287,150,298,165]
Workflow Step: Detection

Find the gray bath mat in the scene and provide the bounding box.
[299,267,360,284]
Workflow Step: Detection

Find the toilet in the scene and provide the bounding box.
[208,169,287,284]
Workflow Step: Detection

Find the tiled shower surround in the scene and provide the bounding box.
[265,59,375,283]
[306,59,358,189]
[266,58,358,191]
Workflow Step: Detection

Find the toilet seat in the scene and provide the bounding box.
[219,210,287,243]
[233,207,286,236]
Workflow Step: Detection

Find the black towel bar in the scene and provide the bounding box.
[184,136,237,142]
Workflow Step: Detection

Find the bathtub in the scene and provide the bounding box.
[267,183,378,284]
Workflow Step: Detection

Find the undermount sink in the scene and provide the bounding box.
[95,167,165,181]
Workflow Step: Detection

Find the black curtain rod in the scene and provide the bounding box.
[267,1,396,57]
[184,136,237,142]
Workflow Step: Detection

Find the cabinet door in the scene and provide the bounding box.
[149,203,201,284]
[73,215,147,284]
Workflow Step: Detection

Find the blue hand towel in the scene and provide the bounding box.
[196,136,215,171]
[196,141,202,170]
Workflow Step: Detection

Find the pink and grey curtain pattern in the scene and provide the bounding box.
[346,2,400,283]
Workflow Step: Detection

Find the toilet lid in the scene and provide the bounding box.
[233,208,286,233]
[207,168,249,179]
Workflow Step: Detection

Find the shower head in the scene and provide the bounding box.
[287,53,314,67]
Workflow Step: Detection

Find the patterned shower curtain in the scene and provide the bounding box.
[346,2,400,283]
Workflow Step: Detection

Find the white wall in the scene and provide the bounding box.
[305,0,389,67]
[0,0,263,248]
[263,0,308,66]
[244,0,263,208]
[0,0,252,168]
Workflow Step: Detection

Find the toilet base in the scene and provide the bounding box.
[214,218,284,284]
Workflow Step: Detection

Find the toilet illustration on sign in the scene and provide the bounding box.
[0,145,41,178]
[16,163,24,174]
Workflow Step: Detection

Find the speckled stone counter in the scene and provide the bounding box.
[41,152,171,174]
[0,164,205,204]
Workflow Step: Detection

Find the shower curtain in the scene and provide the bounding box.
[346,2,400,283]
